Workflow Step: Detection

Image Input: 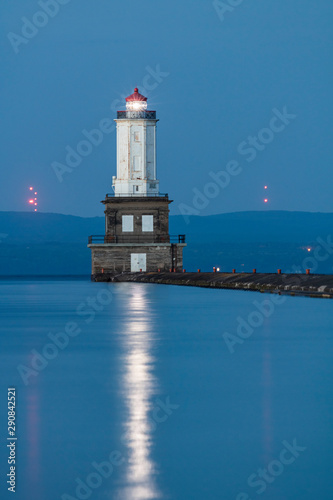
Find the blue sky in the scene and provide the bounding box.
[0,0,332,217]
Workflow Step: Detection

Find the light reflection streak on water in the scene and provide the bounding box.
[26,377,43,498]
[262,329,273,464]
[118,285,161,500]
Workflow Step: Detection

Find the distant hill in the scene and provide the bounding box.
[0,211,332,275]
[0,212,104,244]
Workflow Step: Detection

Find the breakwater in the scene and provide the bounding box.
[92,272,333,298]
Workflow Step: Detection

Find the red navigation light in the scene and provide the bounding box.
[29,199,34,204]
[264,198,268,203]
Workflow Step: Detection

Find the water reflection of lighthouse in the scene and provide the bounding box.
[118,284,161,500]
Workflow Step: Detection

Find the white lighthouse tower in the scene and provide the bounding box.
[88,87,186,278]
[112,88,159,196]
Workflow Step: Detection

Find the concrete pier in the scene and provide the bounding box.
[91,272,333,298]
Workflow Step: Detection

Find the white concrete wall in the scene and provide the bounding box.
[113,119,159,196]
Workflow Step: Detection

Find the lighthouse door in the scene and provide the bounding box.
[131,253,146,272]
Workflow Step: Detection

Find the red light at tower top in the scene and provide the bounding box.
[264,185,268,189]
[125,87,148,111]
[264,198,268,203]
[29,187,33,191]
[29,199,34,204]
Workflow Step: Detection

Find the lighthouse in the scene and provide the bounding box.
[112,87,159,197]
[88,88,186,278]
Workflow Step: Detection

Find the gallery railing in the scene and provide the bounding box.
[117,110,156,119]
[105,192,168,198]
[88,234,186,244]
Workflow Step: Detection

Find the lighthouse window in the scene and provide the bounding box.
[133,156,141,171]
[122,215,134,232]
[142,215,154,232]
[134,132,140,142]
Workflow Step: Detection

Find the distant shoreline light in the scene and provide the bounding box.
[28,186,38,212]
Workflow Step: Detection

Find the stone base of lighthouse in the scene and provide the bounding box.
[89,243,185,276]
[88,195,186,277]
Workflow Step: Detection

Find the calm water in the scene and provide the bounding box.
[0,279,332,500]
